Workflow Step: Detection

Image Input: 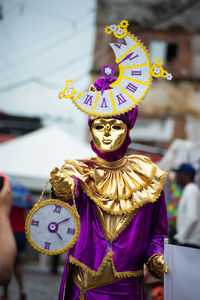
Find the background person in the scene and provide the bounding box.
[174,163,200,248]
[1,178,34,300]
[0,176,16,287]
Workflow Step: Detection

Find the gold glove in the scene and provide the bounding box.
[49,167,75,200]
[149,254,168,279]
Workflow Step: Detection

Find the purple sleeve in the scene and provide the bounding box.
[144,190,168,263]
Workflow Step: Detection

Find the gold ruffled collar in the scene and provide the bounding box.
[63,155,167,215]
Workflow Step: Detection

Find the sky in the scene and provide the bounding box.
[0,0,96,140]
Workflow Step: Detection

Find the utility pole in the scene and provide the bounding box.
[0,4,3,20]
[0,5,3,20]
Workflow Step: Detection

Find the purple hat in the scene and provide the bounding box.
[88,77,138,130]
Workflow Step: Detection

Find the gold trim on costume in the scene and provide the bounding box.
[50,155,167,215]
[72,260,121,292]
[69,253,143,279]
[69,252,114,277]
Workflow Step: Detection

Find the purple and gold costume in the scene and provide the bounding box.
[49,90,168,300]
[50,154,168,300]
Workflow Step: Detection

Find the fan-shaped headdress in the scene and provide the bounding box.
[58,19,172,118]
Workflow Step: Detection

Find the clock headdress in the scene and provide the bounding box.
[58,20,172,117]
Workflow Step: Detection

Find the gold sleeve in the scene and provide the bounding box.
[49,167,75,201]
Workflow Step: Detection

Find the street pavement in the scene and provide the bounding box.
[0,267,62,300]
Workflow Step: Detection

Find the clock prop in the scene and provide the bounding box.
[25,181,80,255]
[58,19,172,117]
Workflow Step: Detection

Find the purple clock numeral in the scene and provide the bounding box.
[114,43,122,49]
[128,52,139,61]
[31,219,39,226]
[100,98,108,108]
[67,228,75,235]
[83,94,93,106]
[44,242,51,250]
[126,83,138,93]
[53,205,62,213]
[131,70,142,76]
[116,94,127,105]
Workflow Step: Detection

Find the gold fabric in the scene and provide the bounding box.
[95,205,136,241]
[50,155,167,215]
[72,260,120,290]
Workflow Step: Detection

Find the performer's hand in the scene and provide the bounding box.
[152,255,168,273]
[50,167,75,195]
[150,255,168,279]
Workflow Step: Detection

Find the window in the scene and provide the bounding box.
[167,43,178,62]
[149,40,167,64]
[150,40,178,64]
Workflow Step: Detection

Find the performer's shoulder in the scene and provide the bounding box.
[63,157,97,171]
[127,154,167,175]
[127,154,154,164]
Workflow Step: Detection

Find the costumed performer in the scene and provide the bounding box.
[25,19,173,300]
[49,77,168,300]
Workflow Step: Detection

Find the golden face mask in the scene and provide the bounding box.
[91,118,127,152]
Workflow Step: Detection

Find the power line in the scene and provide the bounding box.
[0,51,93,91]
[0,15,96,79]
[0,3,97,91]
[1,1,22,17]
[0,38,112,92]
[0,21,95,71]
[9,9,95,53]
[25,3,80,24]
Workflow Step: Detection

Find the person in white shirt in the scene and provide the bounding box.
[174,163,200,248]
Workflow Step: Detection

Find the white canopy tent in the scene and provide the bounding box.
[0,125,93,191]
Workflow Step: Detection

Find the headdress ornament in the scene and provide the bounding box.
[58,20,172,117]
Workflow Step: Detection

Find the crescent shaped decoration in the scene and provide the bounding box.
[58,20,173,117]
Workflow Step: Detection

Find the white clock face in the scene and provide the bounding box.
[26,200,80,255]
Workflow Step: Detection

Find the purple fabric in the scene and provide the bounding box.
[114,106,138,130]
[65,277,142,299]
[58,189,168,300]
[93,77,117,95]
[88,105,138,130]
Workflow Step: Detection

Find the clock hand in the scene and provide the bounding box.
[113,52,133,68]
[55,231,63,241]
[57,218,70,225]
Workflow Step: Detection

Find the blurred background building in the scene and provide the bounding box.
[91,0,200,161]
